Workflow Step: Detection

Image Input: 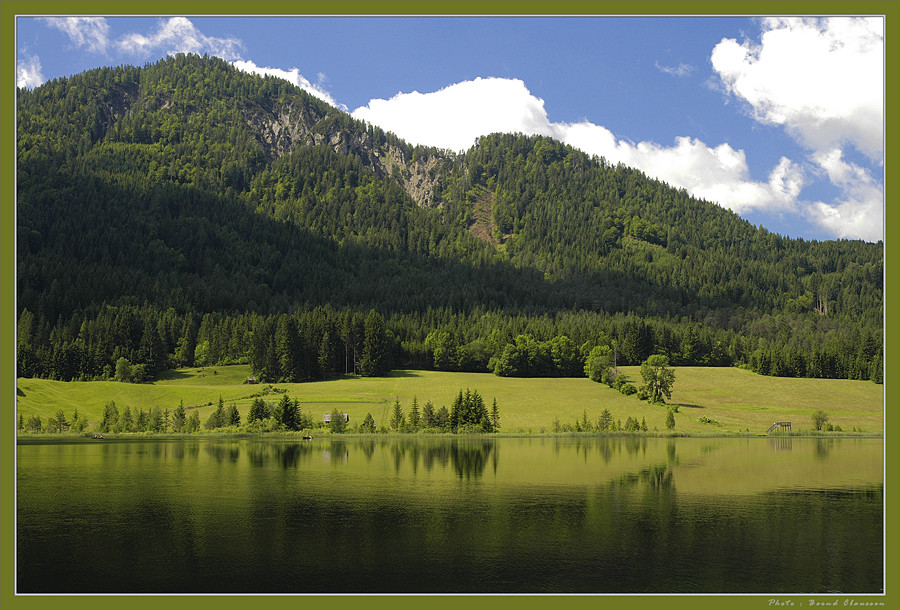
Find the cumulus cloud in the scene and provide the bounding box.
[711,16,884,241]
[711,17,883,160]
[560,124,805,215]
[41,17,110,54]
[16,54,44,89]
[352,78,555,152]
[806,149,884,242]
[117,17,244,61]
[231,59,345,110]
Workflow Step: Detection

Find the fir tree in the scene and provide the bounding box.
[172,400,186,432]
[360,412,376,433]
[227,403,241,426]
[408,396,421,431]
[390,398,405,431]
[665,409,676,430]
[422,400,436,428]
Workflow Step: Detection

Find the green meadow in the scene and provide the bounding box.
[15,364,883,435]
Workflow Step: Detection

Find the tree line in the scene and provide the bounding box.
[17,390,502,436]
[16,300,883,385]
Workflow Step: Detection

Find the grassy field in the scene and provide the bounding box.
[15,364,883,435]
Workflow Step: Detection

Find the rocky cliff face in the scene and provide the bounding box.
[372,143,443,208]
[247,101,446,209]
[245,102,321,161]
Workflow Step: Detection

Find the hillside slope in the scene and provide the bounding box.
[15,54,883,383]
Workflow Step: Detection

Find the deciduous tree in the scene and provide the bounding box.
[640,354,676,404]
[811,410,829,431]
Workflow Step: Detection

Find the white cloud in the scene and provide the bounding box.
[560,124,804,215]
[352,78,555,152]
[711,17,883,161]
[655,61,695,77]
[41,17,110,54]
[231,60,344,110]
[806,149,884,242]
[711,17,884,241]
[16,54,44,89]
[117,17,244,61]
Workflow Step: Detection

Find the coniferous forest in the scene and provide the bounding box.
[16,54,884,385]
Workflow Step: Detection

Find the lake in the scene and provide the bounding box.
[16,436,883,594]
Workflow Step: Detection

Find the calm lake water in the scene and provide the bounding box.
[16,436,883,594]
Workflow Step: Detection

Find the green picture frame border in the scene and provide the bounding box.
[2,2,896,609]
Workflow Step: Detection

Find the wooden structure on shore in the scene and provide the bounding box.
[765,421,792,433]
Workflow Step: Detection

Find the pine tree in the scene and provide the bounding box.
[172,400,186,432]
[277,394,299,430]
[275,315,300,382]
[598,408,612,431]
[359,310,388,377]
[408,396,421,431]
[149,406,163,432]
[174,312,197,367]
[100,401,119,433]
[422,400,436,428]
[49,409,69,434]
[390,398,405,431]
[120,405,134,432]
[186,411,201,433]
[318,331,334,380]
[136,408,149,432]
[360,412,376,433]
[434,406,450,431]
[247,397,270,424]
[227,403,241,426]
[665,409,676,430]
[205,396,226,429]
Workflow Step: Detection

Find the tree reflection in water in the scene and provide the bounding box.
[384,438,496,479]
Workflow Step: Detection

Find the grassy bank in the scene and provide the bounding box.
[16,365,883,436]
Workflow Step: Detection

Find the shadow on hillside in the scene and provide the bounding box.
[155,369,193,382]
[17,386,25,397]
[385,370,424,378]
[674,403,704,409]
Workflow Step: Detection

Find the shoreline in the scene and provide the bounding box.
[15,430,885,443]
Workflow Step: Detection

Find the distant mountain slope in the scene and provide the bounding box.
[15,54,882,383]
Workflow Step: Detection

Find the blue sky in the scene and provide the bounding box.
[15,15,885,243]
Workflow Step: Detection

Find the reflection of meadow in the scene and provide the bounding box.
[17,437,883,594]
[102,436,884,497]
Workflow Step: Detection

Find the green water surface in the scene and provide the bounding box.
[16,436,883,594]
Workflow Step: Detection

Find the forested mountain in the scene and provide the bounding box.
[16,54,883,384]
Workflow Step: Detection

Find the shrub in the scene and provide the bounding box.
[665,409,676,430]
[811,410,829,431]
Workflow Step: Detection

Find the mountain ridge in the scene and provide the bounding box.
[15,53,883,384]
